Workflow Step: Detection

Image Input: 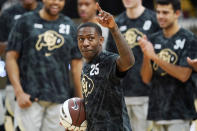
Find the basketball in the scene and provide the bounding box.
[60,97,87,131]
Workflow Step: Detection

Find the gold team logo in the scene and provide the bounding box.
[81,74,94,98]
[124,28,144,49]
[153,48,178,76]
[35,30,64,53]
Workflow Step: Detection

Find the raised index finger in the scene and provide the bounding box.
[96,3,102,12]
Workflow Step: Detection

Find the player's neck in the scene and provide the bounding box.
[82,16,97,23]
[126,5,145,19]
[39,9,59,21]
[22,2,38,10]
[163,22,180,38]
[82,14,97,23]
[85,49,102,63]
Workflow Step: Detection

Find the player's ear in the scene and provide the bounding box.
[175,10,181,19]
[99,36,104,46]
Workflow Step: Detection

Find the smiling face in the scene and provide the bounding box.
[77,0,97,22]
[156,4,180,29]
[42,0,65,16]
[77,27,103,62]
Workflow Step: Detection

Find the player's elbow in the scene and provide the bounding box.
[142,77,151,84]
[179,69,192,83]
[127,54,135,69]
[179,75,190,83]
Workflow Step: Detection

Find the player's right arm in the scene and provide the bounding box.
[109,24,135,72]
[96,3,135,72]
[5,16,34,108]
[6,51,33,108]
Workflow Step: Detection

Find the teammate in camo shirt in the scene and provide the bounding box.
[6,0,83,130]
[139,0,197,130]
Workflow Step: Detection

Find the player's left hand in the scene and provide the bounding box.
[95,3,116,29]
[139,35,157,60]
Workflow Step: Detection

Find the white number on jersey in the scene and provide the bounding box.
[174,39,186,50]
[59,24,70,34]
[90,64,99,76]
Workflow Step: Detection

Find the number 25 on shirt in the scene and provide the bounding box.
[90,63,99,76]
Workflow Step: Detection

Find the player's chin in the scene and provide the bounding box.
[81,51,93,57]
[159,24,167,29]
[49,9,61,16]
[79,14,88,20]
[82,51,95,59]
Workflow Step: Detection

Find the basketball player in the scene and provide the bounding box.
[6,0,82,130]
[77,3,135,131]
[77,0,108,49]
[0,0,42,130]
[106,0,160,130]
[139,0,197,130]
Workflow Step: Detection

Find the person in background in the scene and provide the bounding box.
[139,0,197,130]
[106,0,160,130]
[77,0,108,50]
[0,0,42,130]
[6,0,82,130]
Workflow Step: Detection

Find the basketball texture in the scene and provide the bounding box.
[60,97,87,131]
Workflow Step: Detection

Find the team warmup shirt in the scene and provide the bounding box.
[0,2,42,42]
[106,9,160,96]
[7,11,82,103]
[148,28,197,120]
[81,51,132,131]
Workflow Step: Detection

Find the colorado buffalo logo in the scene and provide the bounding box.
[81,74,94,98]
[153,48,178,76]
[35,30,64,51]
[124,28,144,49]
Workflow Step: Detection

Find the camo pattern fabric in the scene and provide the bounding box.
[147,28,197,120]
[106,9,160,97]
[81,51,132,131]
[7,11,82,103]
[0,2,42,41]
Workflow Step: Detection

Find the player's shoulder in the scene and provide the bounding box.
[148,30,163,41]
[178,28,196,39]
[18,11,36,21]
[144,8,156,16]
[149,30,162,38]
[101,51,118,62]
[1,3,21,14]
[143,8,157,21]
[13,11,37,26]
[59,14,75,25]
[115,11,127,24]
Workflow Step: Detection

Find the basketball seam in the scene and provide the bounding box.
[76,100,82,127]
